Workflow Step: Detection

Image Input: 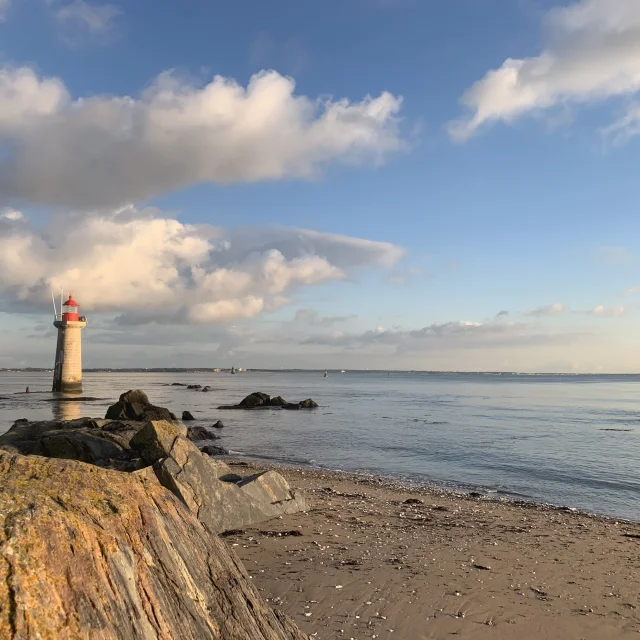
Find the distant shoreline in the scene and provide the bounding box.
[3,368,640,376]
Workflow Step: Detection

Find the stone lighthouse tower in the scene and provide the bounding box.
[52,292,87,393]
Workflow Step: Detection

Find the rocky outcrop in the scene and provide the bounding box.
[105,389,177,422]
[133,420,306,534]
[0,451,307,639]
[0,417,147,470]
[182,410,195,421]
[219,393,319,410]
[0,393,307,535]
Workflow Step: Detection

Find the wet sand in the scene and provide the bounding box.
[225,461,640,640]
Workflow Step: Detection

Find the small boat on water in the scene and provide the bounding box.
[231,366,236,375]
[324,369,328,377]
[341,369,346,373]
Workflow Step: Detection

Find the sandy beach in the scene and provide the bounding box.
[225,461,640,640]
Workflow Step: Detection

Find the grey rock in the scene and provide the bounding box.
[0,417,149,466]
[218,393,318,411]
[240,392,270,408]
[182,410,196,421]
[129,419,187,465]
[136,421,307,534]
[105,389,177,422]
[201,444,229,456]
[187,425,221,441]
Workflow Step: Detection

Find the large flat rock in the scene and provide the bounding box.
[0,451,307,640]
[0,417,153,470]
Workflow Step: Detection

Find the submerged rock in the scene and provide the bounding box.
[219,393,319,411]
[211,420,225,429]
[187,425,221,441]
[182,410,196,421]
[105,389,177,422]
[201,444,229,456]
[0,451,307,639]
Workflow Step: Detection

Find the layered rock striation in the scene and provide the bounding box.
[0,452,307,639]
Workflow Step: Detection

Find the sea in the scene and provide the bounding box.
[1,370,639,521]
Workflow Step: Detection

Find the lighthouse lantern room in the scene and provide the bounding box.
[62,294,80,321]
[52,291,87,393]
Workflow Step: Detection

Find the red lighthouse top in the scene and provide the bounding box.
[62,293,79,321]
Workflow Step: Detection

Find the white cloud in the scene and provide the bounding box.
[588,304,625,317]
[524,303,566,317]
[52,0,121,46]
[448,0,640,141]
[602,103,640,144]
[0,66,403,209]
[0,207,404,324]
[0,208,23,221]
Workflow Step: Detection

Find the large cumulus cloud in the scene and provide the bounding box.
[0,206,404,324]
[0,66,403,209]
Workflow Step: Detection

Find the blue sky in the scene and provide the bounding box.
[0,0,639,371]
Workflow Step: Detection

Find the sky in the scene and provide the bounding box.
[1,0,640,372]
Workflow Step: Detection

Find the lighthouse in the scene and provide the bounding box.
[52,293,87,393]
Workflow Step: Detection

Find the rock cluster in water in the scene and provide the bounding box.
[105,388,177,421]
[218,392,318,411]
[0,390,309,639]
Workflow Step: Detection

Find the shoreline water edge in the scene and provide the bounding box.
[226,456,640,525]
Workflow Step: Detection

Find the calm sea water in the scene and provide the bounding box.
[1,370,639,521]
